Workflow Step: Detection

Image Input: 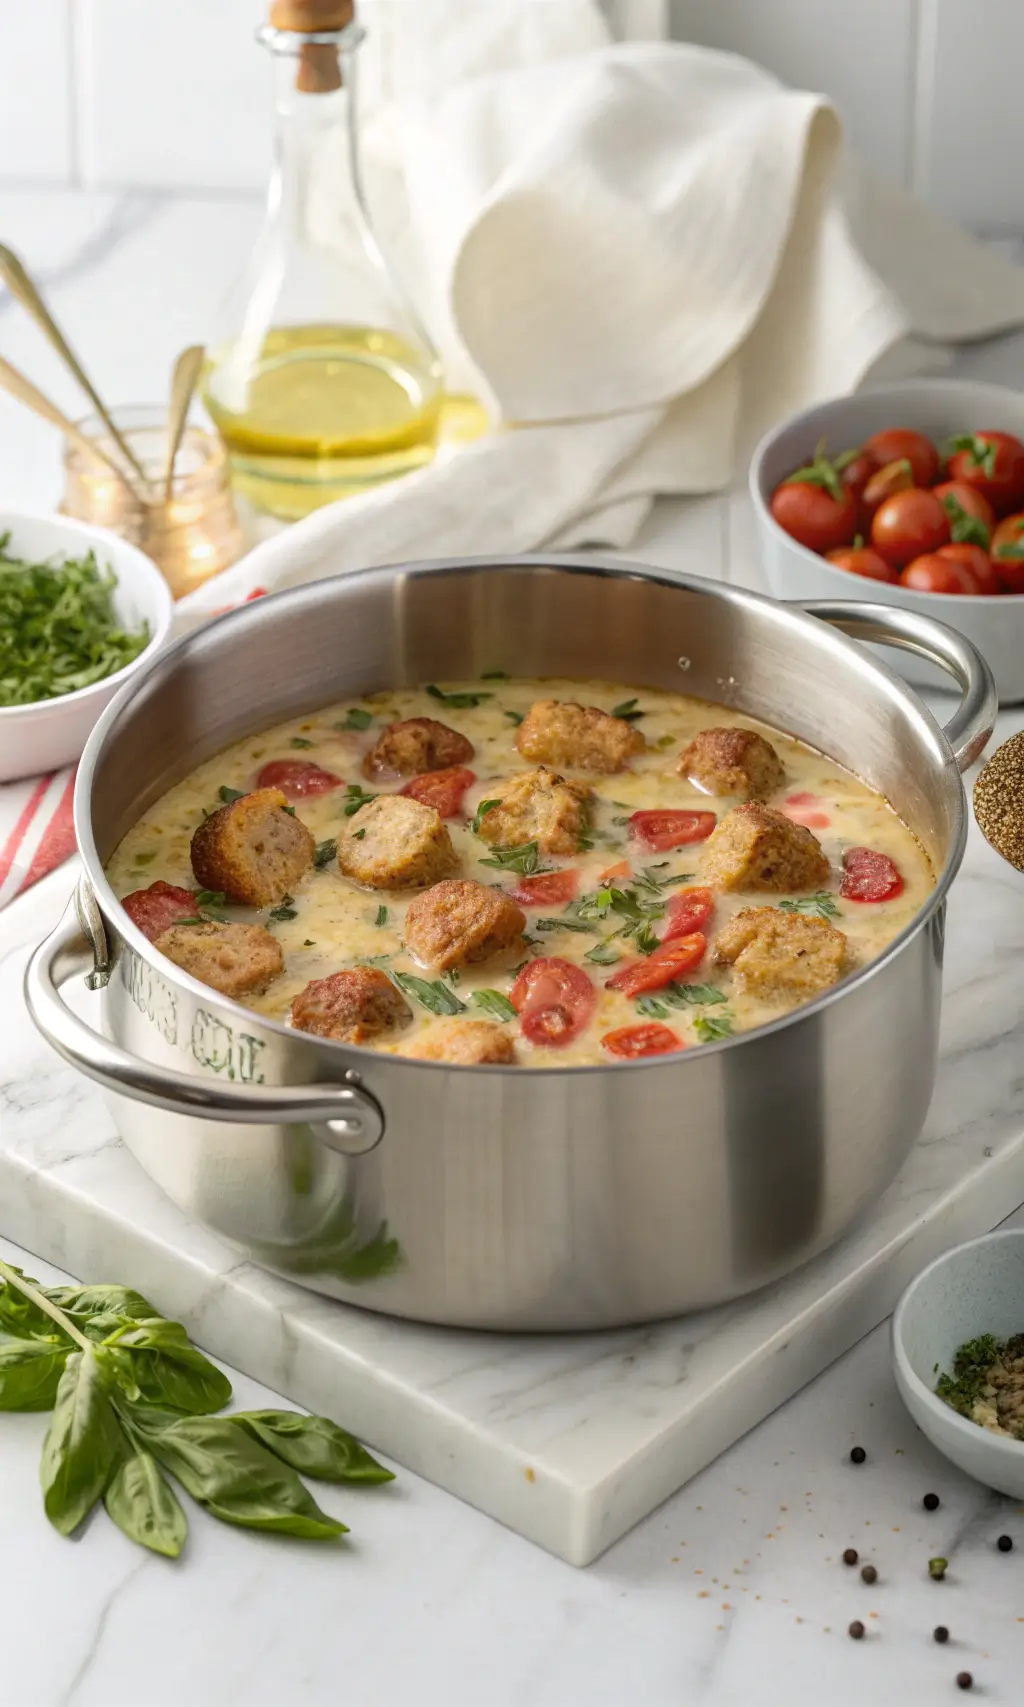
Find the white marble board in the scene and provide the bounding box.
[2,777,1023,1571]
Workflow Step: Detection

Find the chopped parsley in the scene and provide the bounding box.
[778,893,841,920]
[336,707,373,731]
[352,828,367,841]
[343,784,376,816]
[374,904,389,927]
[0,537,150,707]
[426,683,493,710]
[267,896,298,923]
[468,989,517,1021]
[389,972,465,1016]
[936,1333,1005,1418]
[289,736,314,749]
[313,837,337,869]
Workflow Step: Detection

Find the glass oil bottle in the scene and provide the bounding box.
[203,1,444,520]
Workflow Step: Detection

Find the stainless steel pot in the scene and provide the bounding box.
[25,557,996,1330]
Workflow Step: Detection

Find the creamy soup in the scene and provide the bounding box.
[106,676,935,1067]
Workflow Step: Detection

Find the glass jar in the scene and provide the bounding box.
[61,405,244,600]
[202,7,445,521]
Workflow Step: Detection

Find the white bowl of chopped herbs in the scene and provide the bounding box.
[0,513,173,781]
[893,1229,1024,1499]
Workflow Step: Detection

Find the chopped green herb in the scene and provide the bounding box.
[480,670,508,681]
[132,851,157,867]
[468,989,517,1021]
[175,917,206,928]
[335,708,373,731]
[389,972,465,1016]
[611,815,630,827]
[374,905,388,927]
[281,804,297,817]
[935,1333,1005,1419]
[656,733,676,750]
[504,710,524,726]
[303,939,315,948]
[632,920,660,956]
[472,798,502,834]
[661,871,697,887]
[352,828,366,841]
[636,981,727,1018]
[194,890,227,909]
[426,684,493,710]
[534,916,596,934]
[693,1012,734,1043]
[268,897,298,923]
[778,893,841,920]
[343,784,376,816]
[218,786,246,805]
[313,837,337,869]
[0,537,150,707]
[358,954,393,970]
[611,698,645,722]
[577,832,595,852]
[585,940,622,966]
[289,737,314,749]
[478,841,549,877]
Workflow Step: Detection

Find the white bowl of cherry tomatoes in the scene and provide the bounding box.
[750,378,1024,703]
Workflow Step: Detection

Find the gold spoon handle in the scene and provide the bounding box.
[163,345,206,500]
[0,353,142,503]
[0,243,150,495]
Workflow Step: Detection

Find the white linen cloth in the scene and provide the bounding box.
[179,21,1024,616]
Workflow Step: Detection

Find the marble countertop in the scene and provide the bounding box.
[2,185,1024,1707]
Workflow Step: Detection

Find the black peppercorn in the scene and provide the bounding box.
[843,1548,859,1567]
[860,1564,877,1584]
[933,1626,949,1644]
[850,1446,867,1464]
[997,1534,1013,1553]
[923,1492,940,1511]
[956,1673,973,1691]
[848,1620,865,1640]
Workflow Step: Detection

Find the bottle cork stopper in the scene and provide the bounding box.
[269,1,354,29]
[296,41,343,93]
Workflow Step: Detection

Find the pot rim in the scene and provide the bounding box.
[74,553,967,1075]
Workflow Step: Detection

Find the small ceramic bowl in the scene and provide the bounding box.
[892,1229,1024,1500]
[0,512,173,783]
[749,378,1024,704]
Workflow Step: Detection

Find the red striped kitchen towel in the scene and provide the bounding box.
[0,767,78,909]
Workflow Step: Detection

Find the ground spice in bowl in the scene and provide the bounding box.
[974,732,1024,869]
[936,1332,1024,1440]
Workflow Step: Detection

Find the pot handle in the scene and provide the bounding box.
[796,599,997,772]
[23,892,385,1157]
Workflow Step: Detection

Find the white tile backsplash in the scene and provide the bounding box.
[1,0,1023,231]
[0,0,75,184]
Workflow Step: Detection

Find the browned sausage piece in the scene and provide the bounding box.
[404,878,526,972]
[337,795,458,890]
[403,1019,517,1064]
[680,727,784,801]
[191,788,314,907]
[291,967,412,1045]
[515,699,645,773]
[713,906,847,1001]
[363,717,474,780]
[700,803,830,893]
[474,767,592,857]
[154,921,284,998]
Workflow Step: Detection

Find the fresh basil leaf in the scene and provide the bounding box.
[693,1012,734,1043]
[374,904,388,927]
[472,798,502,834]
[610,698,645,721]
[665,982,728,1007]
[534,916,595,934]
[632,920,660,955]
[194,889,227,910]
[504,710,524,726]
[468,989,517,1022]
[101,1320,232,1415]
[104,1451,188,1559]
[635,995,669,1019]
[0,1273,74,1342]
[41,1346,124,1536]
[585,940,621,966]
[778,893,840,920]
[0,1339,70,1411]
[660,871,697,887]
[268,897,298,924]
[218,786,245,804]
[138,1413,347,1540]
[229,1411,394,1485]
[426,683,492,710]
[478,840,547,876]
[336,707,372,731]
[289,736,314,749]
[314,837,337,869]
[358,953,393,970]
[344,784,376,816]
[389,972,465,1016]
[46,1283,157,1323]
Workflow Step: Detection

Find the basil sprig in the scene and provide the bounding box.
[389,971,465,1016]
[0,1260,392,1560]
[778,893,841,920]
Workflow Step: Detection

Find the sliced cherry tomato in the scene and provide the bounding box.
[601,1023,683,1059]
[937,543,1000,596]
[400,766,476,818]
[863,428,939,489]
[840,846,903,903]
[255,759,343,798]
[660,886,714,942]
[510,957,596,1047]
[599,859,632,884]
[933,480,994,547]
[825,544,896,584]
[860,458,914,526]
[946,431,1024,518]
[605,933,707,998]
[122,881,200,942]
[628,809,716,852]
[871,489,949,569]
[508,868,580,907]
[990,512,1024,593]
[770,477,857,554]
[900,553,976,595]
[782,791,830,829]
[837,447,879,510]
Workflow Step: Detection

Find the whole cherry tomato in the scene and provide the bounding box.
[400,766,476,819]
[601,1023,683,1059]
[510,957,596,1047]
[605,933,707,998]
[255,759,343,798]
[937,543,1000,596]
[628,809,717,851]
[770,476,857,554]
[860,458,914,526]
[871,488,949,569]
[507,868,580,907]
[836,447,879,513]
[825,544,896,584]
[900,553,976,595]
[932,479,994,547]
[840,847,903,903]
[946,431,1024,517]
[660,886,714,942]
[863,428,939,489]
[990,512,1024,593]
